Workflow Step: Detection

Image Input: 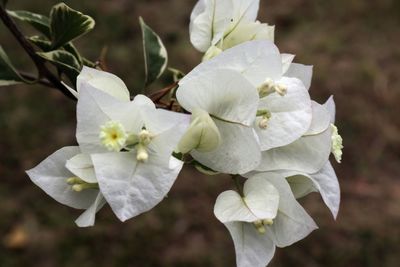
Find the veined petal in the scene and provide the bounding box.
[26,146,98,209]
[190,0,233,52]
[214,177,279,223]
[254,173,318,247]
[258,126,333,173]
[256,77,312,150]
[191,120,261,174]
[243,176,279,220]
[92,152,183,222]
[65,153,97,183]
[231,0,260,26]
[77,86,142,154]
[225,222,275,267]
[142,107,191,135]
[77,66,130,101]
[75,192,106,227]
[214,190,259,223]
[282,161,340,219]
[305,101,331,135]
[222,21,274,50]
[309,162,340,219]
[324,95,336,123]
[286,174,318,199]
[177,69,259,125]
[281,53,295,74]
[181,40,282,87]
[284,63,313,90]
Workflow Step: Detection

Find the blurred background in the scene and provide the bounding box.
[0,0,399,266]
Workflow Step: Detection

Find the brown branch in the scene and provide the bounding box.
[148,81,178,103]
[0,6,76,100]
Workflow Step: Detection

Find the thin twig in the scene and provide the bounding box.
[0,6,76,100]
[148,81,178,103]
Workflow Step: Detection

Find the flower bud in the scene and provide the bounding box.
[177,108,221,154]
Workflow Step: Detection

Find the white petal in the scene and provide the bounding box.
[92,152,183,222]
[276,159,340,218]
[61,81,78,99]
[77,66,130,101]
[65,153,97,183]
[225,222,275,267]
[75,192,106,227]
[305,101,331,135]
[190,0,233,52]
[256,77,312,150]
[324,95,336,123]
[181,40,282,87]
[286,174,318,199]
[132,94,156,109]
[258,127,333,173]
[284,63,313,90]
[281,53,295,74]
[177,69,258,125]
[214,190,258,223]
[255,173,318,247]
[310,161,340,219]
[231,0,260,25]
[142,108,191,135]
[191,120,261,174]
[243,176,279,220]
[26,146,98,209]
[222,21,274,50]
[77,86,142,154]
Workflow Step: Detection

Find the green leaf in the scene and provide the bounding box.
[28,36,52,51]
[0,46,26,86]
[63,43,83,66]
[139,17,168,87]
[168,67,185,82]
[49,3,95,49]
[36,50,81,84]
[81,57,96,68]
[7,10,50,37]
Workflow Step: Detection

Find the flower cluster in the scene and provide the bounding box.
[26,0,343,266]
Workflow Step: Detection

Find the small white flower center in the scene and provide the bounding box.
[99,121,127,151]
[135,129,154,163]
[253,218,274,234]
[66,177,98,192]
[331,124,343,163]
[256,110,272,130]
[258,78,288,98]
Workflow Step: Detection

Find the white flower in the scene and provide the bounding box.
[257,99,333,173]
[182,40,313,151]
[64,66,131,101]
[190,0,274,55]
[177,68,261,174]
[77,85,190,221]
[214,174,317,267]
[26,147,106,227]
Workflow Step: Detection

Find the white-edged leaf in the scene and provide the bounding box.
[50,3,95,49]
[139,17,168,87]
[36,50,81,83]
[7,10,50,37]
[0,45,27,86]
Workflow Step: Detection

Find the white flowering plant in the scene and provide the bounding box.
[0,1,343,266]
